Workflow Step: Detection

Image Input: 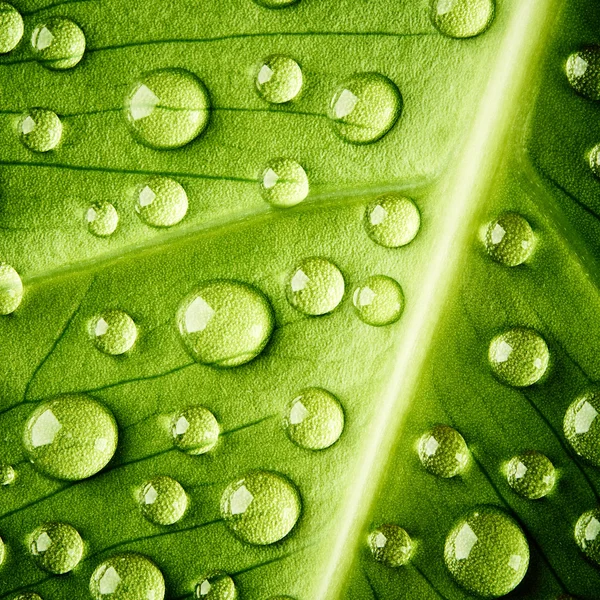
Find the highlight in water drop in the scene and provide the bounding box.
[0,462,15,485]
[30,522,84,574]
[431,0,495,39]
[195,572,237,599]
[139,475,188,526]
[353,275,404,326]
[368,524,413,567]
[31,18,85,69]
[485,213,534,267]
[260,158,308,208]
[90,310,137,355]
[575,508,600,566]
[136,177,188,227]
[19,108,62,152]
[256,55,302,104]
[87,202,119,237]
[564,390,600,467]
[0,2,23,53]
[364,195,420,248]
[418,425,469,478]
[506,451,556,500]
[172,406,219,455]
[566,47,600,101]
[0,262,23,315]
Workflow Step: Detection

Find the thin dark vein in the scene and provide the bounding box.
[0,575,54,599]
[411,564,450,600]
[221,414,276,436]
[232,550,300,577]
[363,569,380,600]
[541,169,600,222]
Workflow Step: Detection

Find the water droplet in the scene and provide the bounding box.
[0,2,23,53]
[353,275,404,326]
[19,108,62,152]
[328,73,402,144]
[29,522,84,574]
[575,508,600,566]
[125,68,210,149]
[444,507,529,597]
[488,328,549,387]
[589,143,600,179]
[172,406,219,455]
[221,470,301,545]
[0,535,4,566]
[31,18,85,69]
[431,0,495,38]
[485,213,534,267]
[260,158,308,208]
[178,280,274,367]
[0,462,15,485]
[418,425,469,478]
[90,553,165,600]
[364,195,420,248]
[285,388,344,450]
[13,594,43,600]
[139,475,187,526]
[87,202,119,237]
[256,55,302,104]
[564,390,600,467]
[254,0,298,6]
[90,310,137,355]
[136,177,188,228]
[0,262,23,315]
[194,572,236,599]
[368,524,413,567]
[566,47,600,101]
[506,451,555,500]
[287,257,344,316]
[23,394,118,481]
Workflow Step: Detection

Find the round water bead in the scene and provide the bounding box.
[564,390,600,467]
[364,195,420,248]
[90,310,137,355]
[0,535,4,565]
[260,158,308,208]
[506,451,556,500]
[368,523,413,567]
[353,275,404,326]
[139,475,187,526]
[256,55,302,104]
[0,262,23,315]
[418,425,469,478]
[30,522,84,574]
[0,462,15,485]
[485,213,534,266]
[575,508,600,566]
[87,202,119,237]
[136,177,188,227]
[195,572,237,599]
[19,108,62,153]
[566,47,600,101]
[430,0,495,39]
[13,594,43,600]
[172,406,219,455]
[31,18,85,69]
[0,2,23,53]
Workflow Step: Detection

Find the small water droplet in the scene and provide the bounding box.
[90,553,165,600]
[13,594,43,600]
[23,394,118,481]
[0,535,4,566]
[178,280,274,367]
[87,202,119,237]
[90,310,137,355]
[566,47,600,101]
[285,388,344,450]
[353,275,404,326]
[287,257,344,316]
[29,522,84,574]
[19,108,62,152]
[589,143,600,179]
[431,0,495,38]
[485,213,534,266]
[125,68,210,149]
[0,2,23,53]
[364,195,420,248]
[260,158,308,208]
[0,262,23,315]
[194,572,236,599]
[488,328,549,387]
[221,470,301,545]
[564,390,600,467]
[0,462,15,485]
[139,475,187,526]
[444,507,529,597]
[328,73,402,144]
[575,508,600,566]
[368,523,413,567]
[256,55,302,104]
[506,451,555,500]
[31,18,85,69]
[172,406,219,455]
[136,177,188,228]
[418,425,469,478]
[254,0,298,6]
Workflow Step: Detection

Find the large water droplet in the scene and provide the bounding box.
[418,425,469,478]
[125,69,210,149]
[136,177,188,227]
[431,0,495,38]
[87,202,119,237]
[260,158,308,208]
[506,451,555,500]
[0,2,23,53]
[364,195,420,248]
[488,328,549,387]
[353,275,404,326]
[256,55,302,104]
[19,108,62,152]
[566,47,600,101]
[368,524,413,567]
[23,394,118,481]
[444,507,529,597]
[178,280,274,367]
[285,388,344,450]
[172,406,219,455]
[287,257,344,316]
[485,213,534,267]
[90,553,165,600]
[220,470,301,545]
[564,390,600,467]
[328,73,402,144]
[0,262,23,315]
[90,310,137,356]
[30,522,84,574]
[0,462,15,485]
[139,475,187,526]
[575,508,600,566]
[31,18,85,69]
[194,572,236,600]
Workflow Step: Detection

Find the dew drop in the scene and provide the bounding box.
[368,523,413,567]
[31,18,85,70]
[139,475,187,526]
[0,462,15,485]
[172,406,219,455]
[287,257,344,316]
[488,328,549,387]
[485,213,534,267]
[256,55,302,104]
[444,507,529,597]
[136,177,188,227]
[0,535,4,566]
[125,68,210,149]
[285,388,344,450]
[260,158,308,208]
[13,594,43,600]
[195,572,237,600]
[566,47,600,101]
[364,195,420,248]
[418,425,469,478]
[506,451,555,500]
[87,202,119,237]
[90,310,137,355]
[0,262,23,315]
[353,275,404,327]
[29,522,84,574]
[589,143,600,179]
[430,0,495,39]
[19,108,62,153]
[575,508,600,566]
[220,470,301,545]
[254,0,298,7]
[564,390,600,467]
[0,2,23,53]
[328,73,402,144]
[90,553,165,600]
[23,394,118,481]
[178,280,274,367]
